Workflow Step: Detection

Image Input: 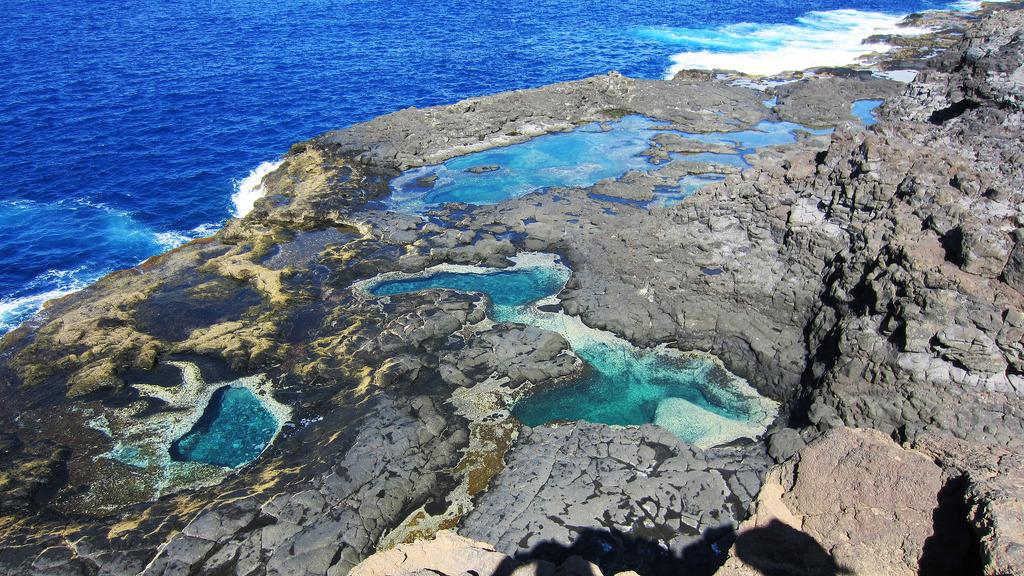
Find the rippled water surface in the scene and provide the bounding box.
[852,99,885,125]
[388,116,671,210]
[389,115,833,210]
[369,258,778,447]
[170,386,279,468]
[0,0,972,332]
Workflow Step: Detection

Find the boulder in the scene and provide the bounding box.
[957,225,1010,277]
[1003,240,1024,293]
[349,531,551,576]
[719,427,946,576]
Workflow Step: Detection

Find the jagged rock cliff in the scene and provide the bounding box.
[1,4,1023,576]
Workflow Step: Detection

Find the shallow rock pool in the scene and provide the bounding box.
[367,254,777,448]
[387,115,832,211]
[852,99,883,126]
[171,385,281,468]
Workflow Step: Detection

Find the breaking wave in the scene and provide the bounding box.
[231,159,284,218]
[636,9,931,77]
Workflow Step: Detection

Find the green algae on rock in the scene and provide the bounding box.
[363,252,778,448]
[73,361,291,513]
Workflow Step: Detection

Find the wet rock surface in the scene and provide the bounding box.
[1,4,1024,576]
[773,75,905,126]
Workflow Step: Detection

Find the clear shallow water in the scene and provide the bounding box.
[652,174,730,208]
[389,116,672,211]
[679,121,834,149]
[590,174,730,209]
[0,0,975,334]
[852,99,884,125]
[369,257,777,448]
[170,386,279,468]
[372,268,566,309]
[390,116,833,211]
[262,227,358,270]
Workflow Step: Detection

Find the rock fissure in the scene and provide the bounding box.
[2,5,1024,575]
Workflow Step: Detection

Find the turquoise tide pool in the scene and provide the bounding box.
[387,115,833,212]
[368,255,777,448]
[170,385,280,468]
[371,268,566,310]
[387,116,669,211]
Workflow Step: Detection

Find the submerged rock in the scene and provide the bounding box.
[1,4,1024,575]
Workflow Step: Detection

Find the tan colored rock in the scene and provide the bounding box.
[350,531,552,576]
[914,433,1024,575]
[557,556,603,576]
[719,427,943,576]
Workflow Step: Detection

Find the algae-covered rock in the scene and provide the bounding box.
[1,5,1024,575]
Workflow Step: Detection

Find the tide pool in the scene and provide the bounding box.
[80,362,290,510]
[649,174,730,208]
[170,385,280,468]
[678,121,833,150]
[388,116,834,211]
[852,99,884,125]
[387,116,671,211]
[0,0,977,336]
[372,268,566,310]
[366,254,777,448]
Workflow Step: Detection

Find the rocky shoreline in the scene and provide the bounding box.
[1,3,1024,575]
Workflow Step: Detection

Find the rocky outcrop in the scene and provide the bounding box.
[774,75,905,126]
[140,396,467,576]
[1,4,1023,576]
[349,531,658,576]
[349,531,551,576]
[719,427,967,575]
[461,422,770,562]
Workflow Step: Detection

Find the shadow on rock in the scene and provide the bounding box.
[491,521,850,576]
[733,520,854,576]
[918,475,983,576]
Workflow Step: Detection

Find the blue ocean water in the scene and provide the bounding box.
[0,0,973,333]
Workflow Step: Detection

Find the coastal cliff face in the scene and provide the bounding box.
[1,5,1023,576]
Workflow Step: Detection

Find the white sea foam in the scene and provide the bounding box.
[646,9,931,78]
[153,221,221,250]
[0,288,77,333]
[1,215,224,335]
[231,159,283,217]
[952,0,1011,11]
[730,77,801,91]
[0,268,93,334]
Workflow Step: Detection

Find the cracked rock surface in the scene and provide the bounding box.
[1,4,1023,576]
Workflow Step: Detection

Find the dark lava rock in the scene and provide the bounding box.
[2,5,1024,576]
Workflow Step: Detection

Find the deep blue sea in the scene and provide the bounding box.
[0,0,980,333]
